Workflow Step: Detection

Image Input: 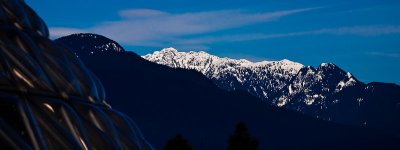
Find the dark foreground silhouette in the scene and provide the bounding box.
[0,1,152,149]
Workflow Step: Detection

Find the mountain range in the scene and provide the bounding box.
[143,47,400,137]
[56,33,400,150]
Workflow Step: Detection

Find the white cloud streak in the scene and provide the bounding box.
[49,27,87,38]
[174,25,400,45]
[365,52,400,58]
[305,25,400,36]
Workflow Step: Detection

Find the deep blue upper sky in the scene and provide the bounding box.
[26,0,400,84]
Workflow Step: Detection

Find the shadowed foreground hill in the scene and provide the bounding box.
[56,33,400,150]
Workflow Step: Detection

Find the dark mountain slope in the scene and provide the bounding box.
[56,33,400,150]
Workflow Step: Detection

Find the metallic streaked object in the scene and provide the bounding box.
[0,0,153,149]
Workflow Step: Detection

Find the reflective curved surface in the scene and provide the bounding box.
[0,0,153,149]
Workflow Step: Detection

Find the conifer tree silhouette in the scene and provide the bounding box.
[165,133,192,150]
[228,122,259,150]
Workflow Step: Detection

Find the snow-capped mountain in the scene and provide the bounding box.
[276,64,368,121]
[144,47,304,100]
[277,63,361,107]
[143,48,400,130]
[143,48,361,107]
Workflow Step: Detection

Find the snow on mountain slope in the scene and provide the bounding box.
[276,64,360,106]
[145,47,399,125]
[143,47,304,100]
[143,48,369,110]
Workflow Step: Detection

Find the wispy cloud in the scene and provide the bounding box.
[365,51,400,58]
[174,25,400,45]
[119,9,169,19]
[49,27,87,38]
[305,25,400,36]
[49,8,317,48]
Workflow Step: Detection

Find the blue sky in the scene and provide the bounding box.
[26,0,400,84]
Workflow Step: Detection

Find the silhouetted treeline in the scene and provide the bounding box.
[165,122,258,150]
[165,134,192,150]
[228,122,259,150]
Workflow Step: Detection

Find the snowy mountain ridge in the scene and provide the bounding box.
[144,48,308,100]
[143,47,358,106]
[144,47,303,77]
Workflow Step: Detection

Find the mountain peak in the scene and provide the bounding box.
[319,63,338,68]
[55,33,125,57]
[317,63,346,76]
[160,47,178,53]
[315,62,360,85]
